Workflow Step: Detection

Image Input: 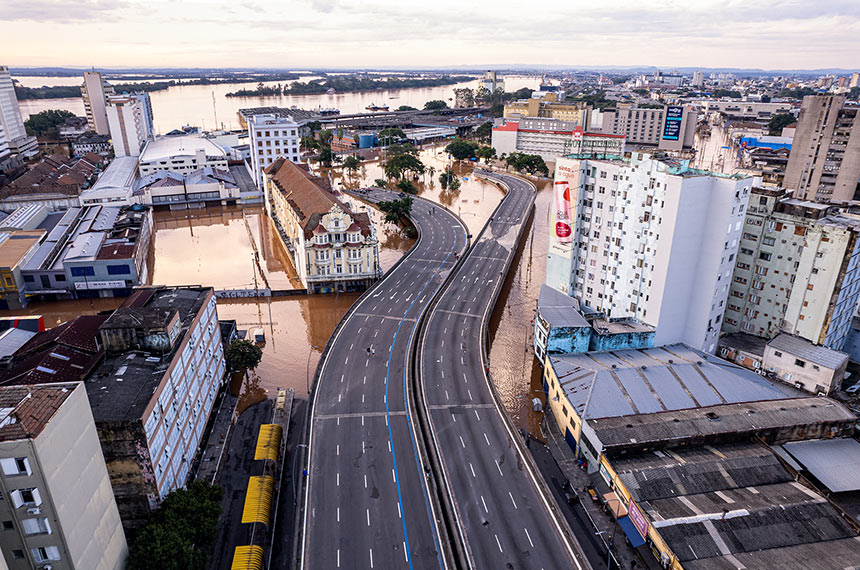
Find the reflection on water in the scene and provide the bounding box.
[236,370,268,415]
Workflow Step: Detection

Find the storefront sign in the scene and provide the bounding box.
[74,280,126,290]
[628,499,650,539]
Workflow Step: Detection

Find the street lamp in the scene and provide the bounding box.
[306,344,321,395]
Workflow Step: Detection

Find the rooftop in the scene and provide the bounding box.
[0,230,45,270]
[85,156,139,195]
[549,344,791,421]
[85,287,212,423]
[767,334,849,370]
[718,331,767,357]
[781,438,860,493]
[538,284,588,328]
[590,317,654,336]
[140,135,226,163]
[0,383,79,443]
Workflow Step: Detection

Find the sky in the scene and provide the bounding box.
[1,0,859,71]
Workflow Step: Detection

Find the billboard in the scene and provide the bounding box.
[545,157,581,294]
[627,499,650,539]
[662,105,684,141]
[553,180,573,243]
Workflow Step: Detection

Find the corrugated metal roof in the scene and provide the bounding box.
[231,545,264,570]
[241,475,274,527]
[254,424,282,462]
[782,438,860,493]
[767,334,849,370]
[538,284,588,328]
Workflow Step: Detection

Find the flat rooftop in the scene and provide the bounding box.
[610,442,860,570]
[718,331,767,357]
[538,284,588,328]
[0,383,79,443]
[140,135,226,163]
[549,344,791,421]
[85,287,211,423]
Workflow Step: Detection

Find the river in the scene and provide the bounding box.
[16,74,542,134]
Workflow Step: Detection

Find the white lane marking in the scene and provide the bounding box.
[365,359,369,367]
[349,343,353,350]
[475,410,481,420]
[397,502,402,518]
[481,495,488,513]
[337,507,340,522]
[524,527,534,548]
[364,474,368,488]
[469,462,476,478]
[388,440,391,453]
[463,372,468,383]
[459,436,466,448]
[338,394,342,402]
[366,508,370,526]
[441,340,445,348]
[362,440,365,453]
[345,356,349,365]
[468,389,473,401]
[495,534,503,553]
[495,460,504,476]
[374,329,379,337]
[484,433,490,446]
[403,542,408,562]
[392,469,396,483]
[363,375,366,385]
[445,390,449,400]
[441,370,445,378]
[337,472,340,486]
[509,492,518,509]
[336,444,340,456]
[369,548,374,569]
[337,549,341,567]
[340,374,344,383]
[362,394,365,403]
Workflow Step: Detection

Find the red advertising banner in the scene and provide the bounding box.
[553,180,572,243]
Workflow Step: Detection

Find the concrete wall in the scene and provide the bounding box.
[589,330,655,352]
[763,345,847,395]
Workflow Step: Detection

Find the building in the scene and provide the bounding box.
[478,70,503,94]
[0,67,39,160]
[783,95,860,203]
[106,93,154,157]
[491,118,625,163]
[81,71,114,136]
[763,333,849,395]
[691,70,704,88]
[503,98,590,124]
[71,132,111,158]
[20,205,152,302]
[722,188,860,350]
[453,88,474,109]
[248,114,302,190]
[138,135,228,176]
[0,230,45,310]
[79,156,140,206]
[57,116,89,140]
[695,99,794,122]
[264,158,381,293]
[600,104,696,151]
[0,383,127,570]
[85,287,225,528]
[0,153,105,212]
[547,154,752,353]
[135,167,240,208]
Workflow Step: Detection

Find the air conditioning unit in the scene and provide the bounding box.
[41,566,52,570]
[26,507,40,515]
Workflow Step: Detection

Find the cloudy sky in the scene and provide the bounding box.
[1,0,858,70]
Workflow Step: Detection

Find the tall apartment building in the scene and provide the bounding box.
[248,114,302,190]
[783,95,860,203]
[547,153,752,353]
[85,287,225,528]
[81,72,115,136]
[692,70,704,88]
[600,104,696,151]
[0,67,39,160]
[491,117,625,162]
[106,93,154,157]
[0,383,127,570]
[503,98,590,124]
[264,158,381,293]
[479,70,503,94]
[722,187,860,350]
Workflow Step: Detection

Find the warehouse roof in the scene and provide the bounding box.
[538,284,588,328]
[781,438,860,493]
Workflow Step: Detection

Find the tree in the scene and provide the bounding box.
[378,196,413,224]
[300,135,318,153]
[127,481,223,570]
[439,169,460,190]
[374,178,388,188]
[504,152,549,176]
[378,128,406,141]
[387,143,417,156]
[767,113,795,136]
[336,127,345,140]
[474,121,493,143]
[396,179,418,194]
[23,109,75,137]
[342,155,361,176]
[318,129,333,146]
[384,152,425,180]
[225,339,262,376]
[475,146,496,163]
[424,100,448,110]
[445,139,478,161]
[397,105,417,111]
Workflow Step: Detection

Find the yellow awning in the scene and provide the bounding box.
[241,475,275,527]
[254,423,283,462]
[231,545,264,570]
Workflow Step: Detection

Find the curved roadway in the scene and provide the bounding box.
[418,172,586,569]
[302,189,468,570]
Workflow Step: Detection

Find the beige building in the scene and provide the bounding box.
[0,230,45,310]
[722,187,860,351]
[0,383,127,570]
[81,72,114,136]
[601,103,696,151]
[784,94,860,203]
[503,98,590,124]
[763,333,849,395]
[264,158,381,293]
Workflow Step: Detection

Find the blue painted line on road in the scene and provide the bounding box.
[385,209,461,570]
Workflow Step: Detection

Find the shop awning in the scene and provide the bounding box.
[617,515,646,548]
[241,475,275,527]
[254,424,283,462]
[231,545,264,570]
[603,491,628,518]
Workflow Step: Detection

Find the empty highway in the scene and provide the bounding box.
[301,189,468,570]
[418,171,587,569]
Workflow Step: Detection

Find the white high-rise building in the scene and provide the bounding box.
[546,153,753,353]
[0,66,39,160]
[248,114,301,189]
[82,71,115,136]
[106,93,154,157]
[692,70,705,87]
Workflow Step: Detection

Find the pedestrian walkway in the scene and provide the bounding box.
[542,415,646,570]
[197,388,239,484]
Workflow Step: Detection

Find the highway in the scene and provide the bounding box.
[301,188,468,570]
[417,171,586,569]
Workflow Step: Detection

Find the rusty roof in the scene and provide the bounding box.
[0,383,79,442]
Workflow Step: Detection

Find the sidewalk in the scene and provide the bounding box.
[541,415,645,570]
[196,387,239,484]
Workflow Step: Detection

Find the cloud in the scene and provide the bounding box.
[0,0,126,21]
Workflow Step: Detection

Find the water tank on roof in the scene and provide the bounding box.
[358,134,376,149]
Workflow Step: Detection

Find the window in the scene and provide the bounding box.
[2,520,12,530]
[795,359,806,368]
[69,266,95,277]
[11,550,23,559]
[21,517,51,535]
[774,350,782,357]
[0,457,31,476]
[23,275,34,283]
[758,252,772,261]
[10,488,40,508]
[31,546,60,563]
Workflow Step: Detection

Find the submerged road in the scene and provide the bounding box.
[301,189,468,570]
[418,171,588,569]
